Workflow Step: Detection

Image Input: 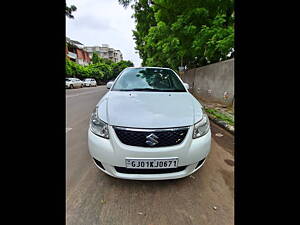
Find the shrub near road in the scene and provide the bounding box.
[66,56,134,84]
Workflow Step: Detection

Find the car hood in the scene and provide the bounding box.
[97,91,203,128]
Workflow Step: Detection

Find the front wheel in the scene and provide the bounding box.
[81,84,83,88]
[70,84,73,89]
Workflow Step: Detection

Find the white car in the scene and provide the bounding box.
[66,78,83,89]
[88,67,211,180]
[83,78,97,87]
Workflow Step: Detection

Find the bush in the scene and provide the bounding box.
[65,58,134,83]
[111,60,134,79]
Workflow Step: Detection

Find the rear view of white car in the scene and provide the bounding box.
[66,78,83,89]
[83,78,97,87]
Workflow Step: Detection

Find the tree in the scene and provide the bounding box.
[111,60,134,78]
[92,52,101,64]
[67,57,134,82]
[65,4,77,19]
[118,0,234,70]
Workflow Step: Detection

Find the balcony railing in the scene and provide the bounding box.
[67,52,77,59]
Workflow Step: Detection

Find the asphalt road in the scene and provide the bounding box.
[66,86,234,225]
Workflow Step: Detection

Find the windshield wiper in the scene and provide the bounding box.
[132,88,163,91]
[116,88,185,92]
[121,88,183,92]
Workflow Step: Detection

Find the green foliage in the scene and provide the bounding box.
[111,60,134,79]
[192,15,234,64]
[91,53,101,64]
[65,4,77,19]
[205,108,234,126]
[65,58,134,83]
[91,63,113,81]
[92,53,117,66]
[119,0,234,70]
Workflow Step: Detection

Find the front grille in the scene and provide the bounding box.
[114,126,189,147]
[115,166,187,174]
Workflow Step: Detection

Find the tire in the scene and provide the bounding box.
[70,84,73,89]
[81,84,83,88]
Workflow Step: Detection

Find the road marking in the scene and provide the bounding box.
[66,89,103,99]
[66,128,72,133]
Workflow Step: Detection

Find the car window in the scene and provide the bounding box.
[112,68,186,92]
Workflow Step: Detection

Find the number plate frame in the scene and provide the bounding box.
[125,158,179,169]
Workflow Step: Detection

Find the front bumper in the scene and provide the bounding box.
[88,126,211,180]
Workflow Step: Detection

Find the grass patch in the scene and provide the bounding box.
[205,108,234,126]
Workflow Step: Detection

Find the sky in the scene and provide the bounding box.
[66,0,142,66]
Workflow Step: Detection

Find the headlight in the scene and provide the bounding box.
[193,112,210,138]
[90,106,109,139]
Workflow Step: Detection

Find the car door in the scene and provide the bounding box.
[76,79,80,87]
[70,78,75,87]
[65,78,70,87]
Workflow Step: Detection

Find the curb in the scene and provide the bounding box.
[207,113,234,135]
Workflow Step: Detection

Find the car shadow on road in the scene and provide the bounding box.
[96,165,207,193]
[106,173,189,186]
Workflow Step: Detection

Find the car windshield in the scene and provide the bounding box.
[112,68,186,92]
[66,78,71,81]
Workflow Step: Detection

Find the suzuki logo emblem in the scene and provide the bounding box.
[146,133,159,146]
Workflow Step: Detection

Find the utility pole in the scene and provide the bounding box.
[178,56,184,79]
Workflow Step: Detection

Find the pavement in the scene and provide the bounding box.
[66,86,234,225]
[191,95,235,134]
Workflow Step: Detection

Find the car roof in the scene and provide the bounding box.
[126,66,172,70]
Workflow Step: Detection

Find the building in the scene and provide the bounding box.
[84,44,123,63]
[66,37,91,66]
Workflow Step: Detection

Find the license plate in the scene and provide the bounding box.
[125,158,178,169]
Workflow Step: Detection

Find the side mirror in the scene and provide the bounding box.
[183,83,189,90]
[107,81,114,89]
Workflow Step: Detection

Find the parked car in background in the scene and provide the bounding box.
[88,67,211,180]
[83,78,97,87]
[66,78,83,89]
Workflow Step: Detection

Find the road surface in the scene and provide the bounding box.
[66,86,234,225]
